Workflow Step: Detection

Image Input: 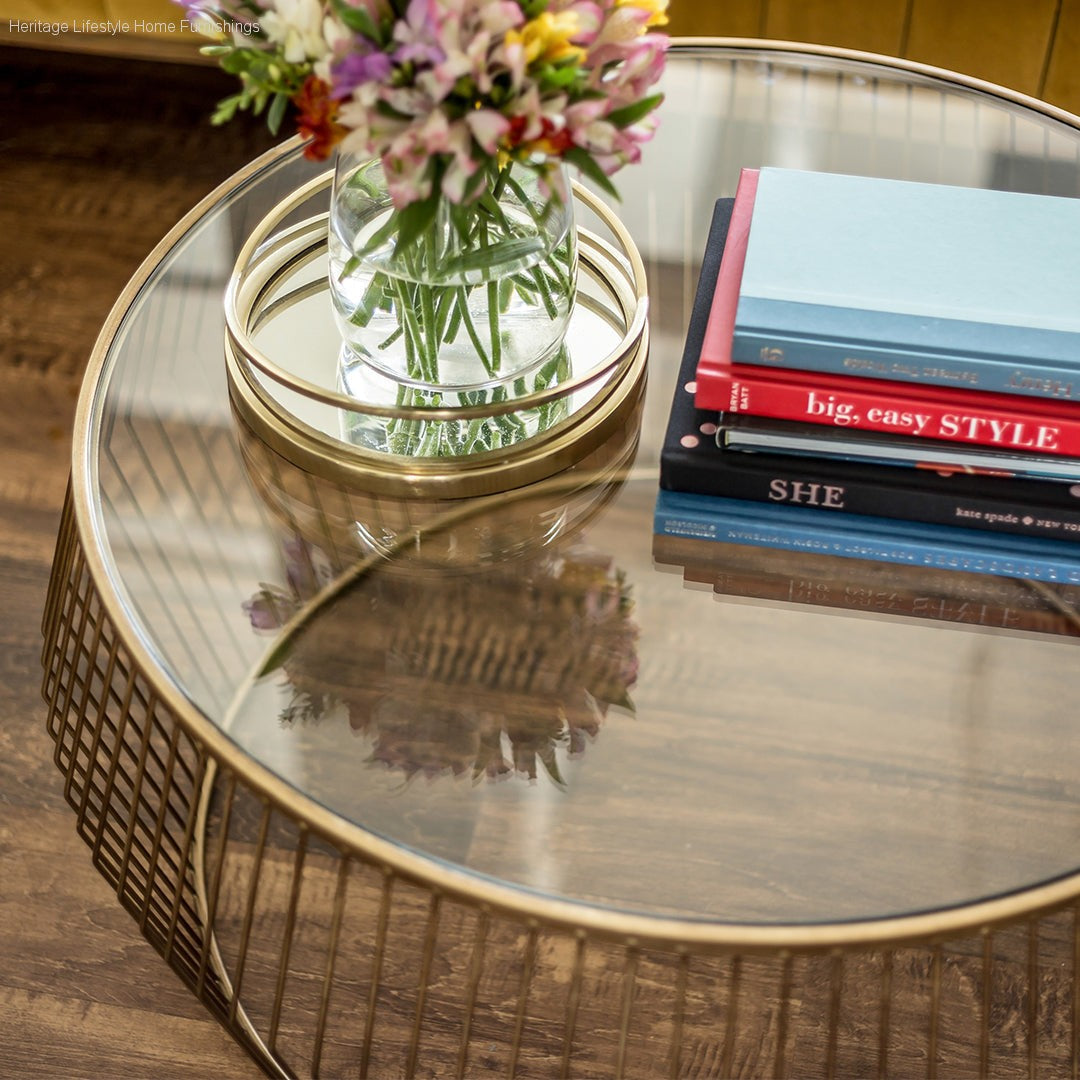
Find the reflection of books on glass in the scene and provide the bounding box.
[722,167,1080,400]
[692,170,1080,454]
[652,532,1080,639]
[661,199,1080,544]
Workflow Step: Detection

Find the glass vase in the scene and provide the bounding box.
[328,152,578,456]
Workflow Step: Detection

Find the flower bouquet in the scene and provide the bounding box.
[181,0,668,455]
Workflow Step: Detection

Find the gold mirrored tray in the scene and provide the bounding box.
[224,172,649,498]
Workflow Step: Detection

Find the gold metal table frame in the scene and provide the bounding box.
[41,41,1080,1079]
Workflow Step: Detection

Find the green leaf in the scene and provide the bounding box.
[532,353,562,390]
[440,236,544,276]
[498,276,514,313]
[220,48,255,74]
[267,91,289,135]
[349,271,391,326]
[393,194,440,252]
[346,168,386,199]
[210,93,243,125]
[606,93,665,129]
[539,63,582,88]
[330,0,382,40]
[519,0,548,18]
[461,168,492,203]
[563,148,620,200]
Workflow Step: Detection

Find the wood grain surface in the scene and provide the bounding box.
[0,43,272,1078]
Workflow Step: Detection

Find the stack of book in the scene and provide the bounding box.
[655,167,1080,625]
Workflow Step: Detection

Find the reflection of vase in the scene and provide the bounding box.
[231,382,644,570]
[328,152,578,455]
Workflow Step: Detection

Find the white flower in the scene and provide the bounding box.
[260,0,328,63]
[312,13,351,81]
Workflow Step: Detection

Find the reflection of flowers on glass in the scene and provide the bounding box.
[244,537,336,629]
[244,536,638,784]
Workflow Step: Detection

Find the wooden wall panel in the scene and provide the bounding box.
[902,0,1059,97]
[1043,0,1080,116]
[763,0,910,56]
[665,0,763,40]
[668,0,1080,116]
[105,0,189,37]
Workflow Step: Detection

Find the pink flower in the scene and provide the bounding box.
[466,108,511,155]
[565,97,609,138]
[619,33,669,93]
[593,3,652,49]
[383,128,435,206]
[549,0,604,43]
[393,0,445,66]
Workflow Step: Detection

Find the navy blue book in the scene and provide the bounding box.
[661,199,1080,544]
[729,168,1080,401]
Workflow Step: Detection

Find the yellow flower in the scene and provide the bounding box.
[505,11,586,65]
[616,0,669,28]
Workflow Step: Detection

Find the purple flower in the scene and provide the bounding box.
[392,0,446,66]
[330,50,394,99]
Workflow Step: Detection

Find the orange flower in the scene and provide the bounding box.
[292,75,345,161]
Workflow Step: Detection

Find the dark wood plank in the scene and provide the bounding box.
[0,45,271,1079]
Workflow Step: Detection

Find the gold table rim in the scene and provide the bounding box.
[64,38,1080,952]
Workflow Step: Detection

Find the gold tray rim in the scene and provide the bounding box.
[223,174,651,496]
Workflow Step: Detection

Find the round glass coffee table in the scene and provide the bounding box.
[42,40,1080,1079]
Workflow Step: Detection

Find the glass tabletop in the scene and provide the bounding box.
[81,42,1080,926]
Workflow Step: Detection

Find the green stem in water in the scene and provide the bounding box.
[455,287,495,376]
[487,279,502,373]
[419,282,440,383]
[392,279,426,380]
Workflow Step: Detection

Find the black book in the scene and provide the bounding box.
[660,199,1080,544]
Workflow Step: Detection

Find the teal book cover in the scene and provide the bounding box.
[731,168,1080,399]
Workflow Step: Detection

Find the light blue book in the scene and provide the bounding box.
[730,168,1080,401]
[654,489,1080,584]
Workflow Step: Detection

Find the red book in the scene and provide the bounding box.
[693,169,1080,458]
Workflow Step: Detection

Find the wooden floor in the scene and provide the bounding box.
[0,44,274,1078]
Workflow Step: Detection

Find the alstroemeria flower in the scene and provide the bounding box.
[293,75,347,159]
[616,0,669,27]
[260,0,328,63]
[329,49,394,99]
[465,108,511,155]
[505,10,587,65]
[383,128,436,206]
[392,0,447,66]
